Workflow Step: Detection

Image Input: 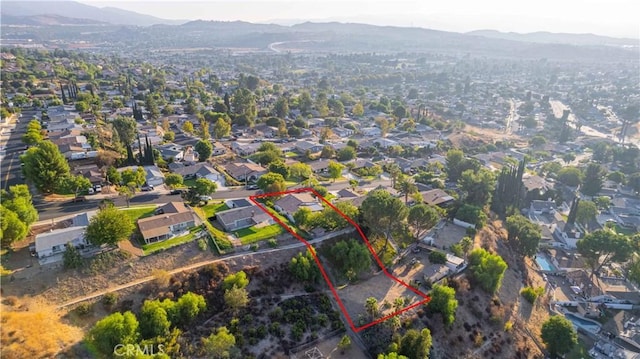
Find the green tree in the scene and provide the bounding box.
[0,205,28,248]
[562,152,576,164]
[20,140,70,193]
[398,328,432,359]
[202,327,236,359]
[361,189,408,255]
[182,120,194,134]
[365,297,380,318]
[575,200,598,226]
[86,311,139,357]
[398,177,418,204]
[195,139,213,162]
[173,292,206,327]
[289,163,313,181]
[557,166,583,187]
[194,178,217,196]
[85,206,135,245]
[455,204,487,228]
[338,334,352,352]
[164,173,184,188]
[62,242,83,269]
[467,248,508,293]
[298,91,313,115]
[352,102,365,117]
[57,174,92,198]
[224,285,249,313]
[139,299,172,339]
[581,162,605,196]
[407,204,440,239]
[121,167,146,187]
[289,250,320,283]
[505,214,542,257]
[213,118,231,139]
[232,88,257,121]
[1,184,38,227]
[320,144,335,158]
[427,284,458,325]
[222,271,249,290]
[337,146,357,161]
[274,97,289,118]
[112,116,137,145]
[256,172,286,193]
[22,119,43,145]
[293,207,312,227]
[330,239,372,281]
[118,185,133,208]
[268,160,289,179]
[577,229,632,278]
[540,316,578,357]
[107,166,121,185]
[328,161,343,182]
[445,148,479,183]
[458,168,496,207]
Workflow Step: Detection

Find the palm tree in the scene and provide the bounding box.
[399,177,418,204]
[365,297,379,318]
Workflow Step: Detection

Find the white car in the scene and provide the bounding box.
[199,195,212,201]
[94,184,102,192]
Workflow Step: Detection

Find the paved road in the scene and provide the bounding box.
[1,110,38,190]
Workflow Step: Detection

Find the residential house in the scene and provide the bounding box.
[183,147,198,163]
[333,127,355,138]
[306,118,325,128]
[352,159,376,170]
[34,226,88,260]
[231,141,261,156]
[157,143,184,161]
[522,173,553,203]
[420,189,454,207]
[224,162,267,182]
[445,253,467,273]
[216,205,274,232]
[374,138,398,149]
[171,163,224,185]
[308,159,330,174]
[553,221,584,249]
[213,142,227,156]
[530,200,556,215]
[295,141,324,154]
[59,144,98,160]
[137,202,198,243]
[361,127,382,137]
[250,124,278,138]
[274,192,324,222]
[336,188,359,199]
[144,165,165,186]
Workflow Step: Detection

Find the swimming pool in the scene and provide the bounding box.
[535,255,555,272]
[565,313,601,334]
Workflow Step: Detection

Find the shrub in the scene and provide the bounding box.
[153,269,171,287]
[267,238,278,248]
[102,292,119,307]
[197,238,207,251]
[504,320,513,332]
[75,302,93,316]
[520,286,544,304]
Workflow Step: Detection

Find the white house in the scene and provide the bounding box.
[144,165,165,186]
[34,226,88,259]
[361,127,382,137]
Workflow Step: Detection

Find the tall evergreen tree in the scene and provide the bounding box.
[567,197,580,226]
[492,159,526,215]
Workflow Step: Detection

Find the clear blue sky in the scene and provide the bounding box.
[81,0,639,38]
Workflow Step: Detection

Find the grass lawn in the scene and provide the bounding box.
[120,206,156,225]
[235,224,284,245]
[201,202,229,218]
[284,152,298,158]
[285,180,299,187]
[142,228,201,255]
[192,206,234,253]
[182,178,197,188]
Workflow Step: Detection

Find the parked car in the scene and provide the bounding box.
[141,184,154,191]
[87,188,95,195]
[71,196,87,203]
[169,189,184,195]
[94,184,102,192]
[199,195,212,201]
[246,184,259,190]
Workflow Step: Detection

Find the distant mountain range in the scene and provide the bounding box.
[0,0,638,62]
[467,29,638,47]
[1,1,186,26]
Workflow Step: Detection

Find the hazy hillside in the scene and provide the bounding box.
[1,14,106,26]
[1,1,185,26]
[467,29,638,47]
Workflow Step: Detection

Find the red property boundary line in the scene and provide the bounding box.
[249,187,431,332]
